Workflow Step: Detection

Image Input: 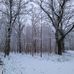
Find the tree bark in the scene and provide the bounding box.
[57,40,64,55]
[4,28,11,57]
[4,0,13,57]
[55,31,65,55]
[18,34,22,53]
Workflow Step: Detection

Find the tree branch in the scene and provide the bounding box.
[62,24,74,40]
[39,4,57,29]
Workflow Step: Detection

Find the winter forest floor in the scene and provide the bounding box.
[0,50,74,74]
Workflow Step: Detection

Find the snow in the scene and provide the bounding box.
[1,51,74,74]
[0,65,3,74]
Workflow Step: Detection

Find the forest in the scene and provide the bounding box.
[0,0,74,56]
[0,0,74,74]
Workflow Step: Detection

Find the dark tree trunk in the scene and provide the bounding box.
[4,0,13,57]
[17,26,22,53]
[55,32,65,55]
[32,39,36,56]
[18,37,22,53]
[4,28,11,57]
[57,40,64,55]
[61,39,65,52]
[33,40,36,53]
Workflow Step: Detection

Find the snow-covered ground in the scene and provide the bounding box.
[0,65,3,74]
[1,50,74,74]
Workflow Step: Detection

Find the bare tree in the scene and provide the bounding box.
[4,0,13,56]
[30,4,41,55]
[0,0,30,56]
[40,8,43,57]
[16,16,25,53]
[33,0,74,55]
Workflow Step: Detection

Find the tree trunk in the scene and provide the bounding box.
[57,40,64,55]
[55,32,65,55]
[4,28,11,57]
[17,31,22,53]
[33,40,36,53]
[18,37,22,53]
[4,0,13,57]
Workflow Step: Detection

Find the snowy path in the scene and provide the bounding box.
[3,51,74,74]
